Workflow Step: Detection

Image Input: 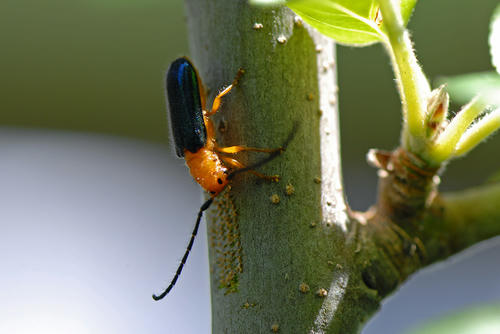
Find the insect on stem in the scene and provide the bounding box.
[153,57,298,301]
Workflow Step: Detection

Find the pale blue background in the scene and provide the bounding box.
[1,128,500,334]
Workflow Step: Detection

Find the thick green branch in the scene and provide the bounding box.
[183,1,363,333]
[178,2,500,333]
[432,182,500,260]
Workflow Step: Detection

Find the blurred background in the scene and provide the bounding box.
[1,0,499,333]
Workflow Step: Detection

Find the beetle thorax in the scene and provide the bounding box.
[184,147,229,195]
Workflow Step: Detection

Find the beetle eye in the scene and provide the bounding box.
[217,178,223,184]
[210,191,216,195]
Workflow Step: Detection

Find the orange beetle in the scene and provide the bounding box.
[152,58,283,300]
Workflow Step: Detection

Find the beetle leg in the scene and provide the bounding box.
[206,68,245,117]
[217,145,284,155]
[220,156,279,182]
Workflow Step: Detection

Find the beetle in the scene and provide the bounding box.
[152,57,287,301]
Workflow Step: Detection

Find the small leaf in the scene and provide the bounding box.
[429,97,487,162]
[284,0,417,46]
[436,72,500,106]
[490,4,500,73]
[454,107,500,157]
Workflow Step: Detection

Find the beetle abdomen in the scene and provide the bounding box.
[166,57,207,157]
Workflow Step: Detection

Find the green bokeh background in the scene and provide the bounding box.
[1,0,188,142]
[1,0,499,208]
[2,2,499,333]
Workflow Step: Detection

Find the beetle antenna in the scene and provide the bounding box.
[227,121,299,180]
[152,197,214,301]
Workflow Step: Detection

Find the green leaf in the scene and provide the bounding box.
[429,97,486,162]
[284,0,417,46]
[436,72,500,106]
[407,304,500,334]
[287,0,383,45]
[490,4,500,73]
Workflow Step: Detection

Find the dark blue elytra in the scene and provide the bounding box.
[166,57,207,157]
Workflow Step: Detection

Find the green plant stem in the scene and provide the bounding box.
[377,0,430,153]
[183,1,360,332]
[429,182,500,262]
[358,150,500,307]
[179,1,500,333]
